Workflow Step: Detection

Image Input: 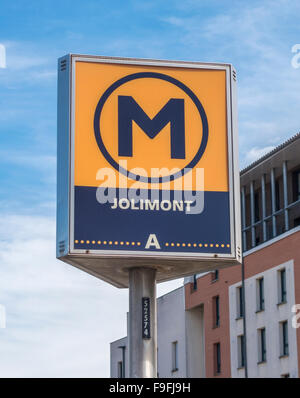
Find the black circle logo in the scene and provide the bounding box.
[94,72,209,183]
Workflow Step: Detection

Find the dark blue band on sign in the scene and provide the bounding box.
[74,186,231,254]
[93,72,209,184]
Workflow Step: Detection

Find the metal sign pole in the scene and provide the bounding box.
[129,267,157,378]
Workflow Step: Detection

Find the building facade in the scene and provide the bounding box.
[185,133,300,378]
[111,287,199,378]
[111,133,300,378]
[229,256,298,378]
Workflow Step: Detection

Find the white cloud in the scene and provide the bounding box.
[2,41,50,69]
[0,44,6,68]
[161,16,186,27]
[0,213,182,377]
[162,1,300,168]
[0,41,56,87]
[0,214,128,377]
[7,54,49,70]
[244,145,275,165]
[0,151,55,169]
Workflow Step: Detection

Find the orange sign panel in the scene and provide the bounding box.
[74,61,228,192]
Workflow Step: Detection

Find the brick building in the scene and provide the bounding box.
[185,132,300,377]
[111,133,300,378]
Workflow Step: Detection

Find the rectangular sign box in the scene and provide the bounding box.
[56,54,242,288]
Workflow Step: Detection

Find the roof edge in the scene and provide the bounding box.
[240,131,300,175]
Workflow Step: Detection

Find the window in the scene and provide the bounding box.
[256,277,265,311]
[292,169,300,202]
[172,341,178,372]
[212,270,219,282]
[117,361,123,378]
[237,335,245,368]
[281,373,290,378]
[192,274,197,291]
[214,343,221,374]
[294,217,300,227]
[213,296,220,327]
[258,328,266,363]
[118,345,126,378]
[267,223,273,240]
[254,192,260,222]
[275,180,280,211]
[280,321,289,357]
[278,269,287,303]
[237,286,244,318]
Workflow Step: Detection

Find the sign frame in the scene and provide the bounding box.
[57,54,241,288]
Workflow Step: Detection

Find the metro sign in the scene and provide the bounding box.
[56,54,241,288]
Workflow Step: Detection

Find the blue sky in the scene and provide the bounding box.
[0,0,299,377]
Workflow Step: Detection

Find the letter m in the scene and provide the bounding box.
[118,96,185,159]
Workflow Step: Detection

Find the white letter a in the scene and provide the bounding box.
[145,234,160,249]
